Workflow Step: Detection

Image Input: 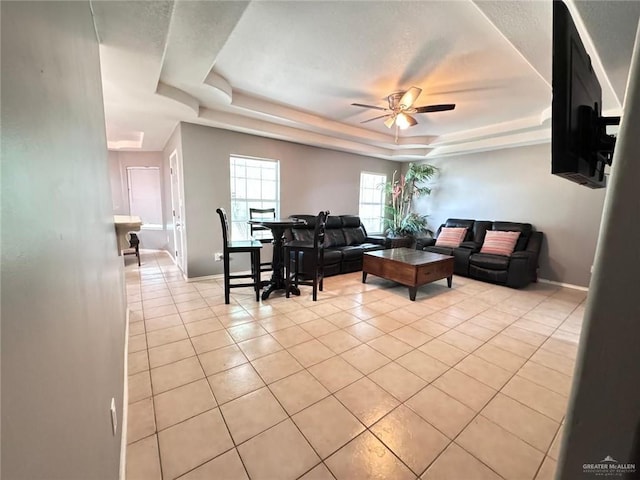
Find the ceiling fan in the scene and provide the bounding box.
[352,87,455,138]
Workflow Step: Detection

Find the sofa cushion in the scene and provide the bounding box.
[292,228,314,243]
[425,246,454,256]
[360,243,385,252]
[340,215,362,228]
[444,219,475,241]
[480,230,520,256]
[470,253,510,270]
[435,227,467,248]
[333,245,364,260]
[325,228,346,247]
[326,216,343,229]
[323,249,343,265]
[344,226,366,245]
[493,222,532,251]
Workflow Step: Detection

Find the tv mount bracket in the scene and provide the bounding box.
[578,105,620,180]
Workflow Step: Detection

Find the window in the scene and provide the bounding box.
[359,172,386,234]
[126,166,162,229]
[230,156,280,240]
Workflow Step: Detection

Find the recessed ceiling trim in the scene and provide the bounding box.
[430,114,548,147]
[156,82,199,115]
[197,107,403,159]
[230,92,401,146]
[203,71,233,104]
[428,127,550,158]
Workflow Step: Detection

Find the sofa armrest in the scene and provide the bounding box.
[417,238,436,250]
[365,235,386,246]
[507,251,537,288]
[458,241,481,252]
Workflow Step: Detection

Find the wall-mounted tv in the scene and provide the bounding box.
[552,0,619,189]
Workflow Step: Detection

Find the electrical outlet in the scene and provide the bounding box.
[214,252,223,261]
[110,398,117,436]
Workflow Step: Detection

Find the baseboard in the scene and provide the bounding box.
[538,278,589,292]
[185,273,225,282]
[119,307,129,480]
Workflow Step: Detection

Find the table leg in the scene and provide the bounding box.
[260,226,300,300]
[362,271,368,283]
[447,276,452,288]
[409,286,417,301]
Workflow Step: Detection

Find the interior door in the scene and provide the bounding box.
[169,150,186,272]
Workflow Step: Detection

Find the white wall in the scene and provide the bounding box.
[415,143,607,287]
[1,2,126,478]
[108,150,169,250]
[179,123,398,278]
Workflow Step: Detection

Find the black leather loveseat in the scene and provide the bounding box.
[286,214,385,277]
[419,218,543,288]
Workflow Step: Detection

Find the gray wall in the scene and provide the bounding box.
[415,143,607,287]
[1,2,126,479]
[179,123,398,278]
[558,25,640,478]
[108,150,169,250]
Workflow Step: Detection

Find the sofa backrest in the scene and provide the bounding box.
[492,221,533,252]
[436,218,477,242]
[288,214,316,242]
[339,215,367,245]
[472,221,493,245]
[323,216,346,247]
[442,218,475,241]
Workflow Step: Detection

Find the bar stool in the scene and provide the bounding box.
[216,208,263,304]
[249,207,276,276]
[284,210,329,301]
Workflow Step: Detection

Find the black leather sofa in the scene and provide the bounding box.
[286,214,385,277]
[419,218,543,288]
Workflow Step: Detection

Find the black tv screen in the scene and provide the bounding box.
[551,0,615,189]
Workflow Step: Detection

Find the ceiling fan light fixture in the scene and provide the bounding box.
[384,116,396,129]
[396,112,416,129]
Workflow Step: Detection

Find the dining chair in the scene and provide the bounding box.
[216,208,263,304]
[123,232,141,266]
[249,207,276,275]
[284,210,329,301]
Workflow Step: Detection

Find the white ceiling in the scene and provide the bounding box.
[93,0,640,161]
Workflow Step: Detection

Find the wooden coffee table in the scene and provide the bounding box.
[362,248,454,301]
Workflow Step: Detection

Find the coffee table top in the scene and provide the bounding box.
[364,247,453,266]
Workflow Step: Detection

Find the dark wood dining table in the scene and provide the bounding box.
[247,218,306,300]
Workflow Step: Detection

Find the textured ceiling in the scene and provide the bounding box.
[92,0,640,160]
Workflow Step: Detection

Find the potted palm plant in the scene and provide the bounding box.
[382,162,437,238]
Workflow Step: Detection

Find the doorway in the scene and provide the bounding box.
[169,150,186,273]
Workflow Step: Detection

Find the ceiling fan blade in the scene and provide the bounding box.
[360,114,392,124]
[398,87,422,109]
[384,116,396,129]
[414,104,456,113]
[396,112,418,129]
[351,103,388,111]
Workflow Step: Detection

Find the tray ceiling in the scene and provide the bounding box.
[93,0,639,160]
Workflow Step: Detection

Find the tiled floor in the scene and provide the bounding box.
[125,250,585,480]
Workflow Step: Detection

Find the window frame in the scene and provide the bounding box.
[358,171,387,235]
[126,166,163,230]
[229,155,280,240]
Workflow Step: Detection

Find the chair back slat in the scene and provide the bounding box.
[314,210,329,248]
[250,207,276,240]
[216,208,230,249]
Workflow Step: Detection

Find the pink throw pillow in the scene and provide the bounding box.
[435,227,467,248]
[480,230,521,256]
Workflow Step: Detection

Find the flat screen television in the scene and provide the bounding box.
[552,0,618,189]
